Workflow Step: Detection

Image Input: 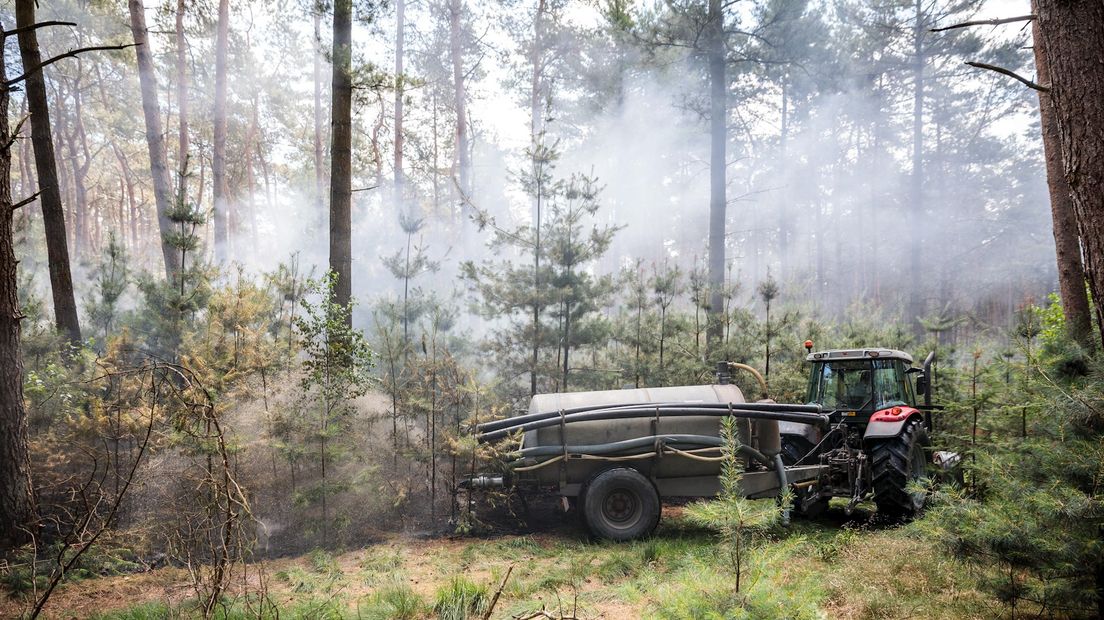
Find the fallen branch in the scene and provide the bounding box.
[931,14,1035,32]
[965,61,1049,92]
[482,564,514,620]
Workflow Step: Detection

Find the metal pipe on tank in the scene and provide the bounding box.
[477,400,822,434]
[477,406,828,443]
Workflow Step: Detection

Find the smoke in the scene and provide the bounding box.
[12,0,1054,340]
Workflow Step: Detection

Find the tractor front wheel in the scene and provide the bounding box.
[869,418,930,519]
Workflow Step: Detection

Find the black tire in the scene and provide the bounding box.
[870,418,930,519]
[582,468,661,541]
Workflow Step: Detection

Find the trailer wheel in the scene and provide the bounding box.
[870,418,930,519]
[582,468,660,541]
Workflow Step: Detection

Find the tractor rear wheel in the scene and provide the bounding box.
[582,468,660,541]
[869,418,930,519]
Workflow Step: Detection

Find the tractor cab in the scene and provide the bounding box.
[804,348,930,429]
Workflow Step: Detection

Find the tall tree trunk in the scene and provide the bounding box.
[777,79,789,282]
[705,0,726,352]
[449,0,471,212]
[0,38,35,550]
[128,0,182,278]
[313,11,325,233]
[212,0,230,262]
[1030,2,1093,351]
[330,0,354,319]
[1035,0,1104,351]
[71,69,94,258]
[176,0,189,179]
[15,0,82,346]
[907,0,926,332]
[528,0,546,228]
[531,172,541,396]
[394,0,405,216]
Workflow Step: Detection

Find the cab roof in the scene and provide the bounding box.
[806,348,914,364]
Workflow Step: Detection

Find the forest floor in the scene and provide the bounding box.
[2,503,1004,620]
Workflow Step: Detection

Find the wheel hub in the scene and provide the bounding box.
[603,489,637,523]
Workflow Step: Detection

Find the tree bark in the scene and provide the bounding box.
[1030,1,1093,351]
[705,0,726,352]
[528,0,547,228]
[0,37,35,550]
[907,0,926,332]
[1035,0,1104,351]
[128,0,182,278]
[212,0,230,261]
[330,0,354,319]
[394,0,406,216]
[15,0,82,347]
[449,0,471,212]
[175,0,189,180]
[314,11,326,234]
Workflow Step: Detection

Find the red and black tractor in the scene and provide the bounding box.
[776,344,943,518]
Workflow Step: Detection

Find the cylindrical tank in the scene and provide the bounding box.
[521,384,781,486]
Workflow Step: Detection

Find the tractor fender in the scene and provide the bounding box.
[863,407,924,441]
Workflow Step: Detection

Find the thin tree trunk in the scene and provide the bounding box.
[907,0,925,332]
[528,0,546,229]
[212,0,230,262]
[705,0,726,352]
[0,39,35,549]
[246,96,260,257]
[330,0,354,318]
[449,0,471,212]
[394,0,405,216]
[313,11,325,233]
[15,0,82,346]
[128,0,182,278]
[531,169,542,396]
[1033,0,1104,348]
[562,299,570,390]
[176,0,189,180]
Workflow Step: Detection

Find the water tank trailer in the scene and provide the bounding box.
[470,345,951,541]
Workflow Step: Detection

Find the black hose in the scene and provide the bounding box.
[511,434,724,458]
[477,400,824,434]
[477,406,829,443]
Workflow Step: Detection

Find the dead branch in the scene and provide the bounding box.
[482,563,514,620]
[1,21,77,38]
[931,14,1035,32]
[11,192,40,211]
[965,61,1050,92]
[28,386,158,619]
[5,44,137,87]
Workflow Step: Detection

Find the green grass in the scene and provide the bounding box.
[358,581,425,620]
[433,575,489,620]
[57,510,1017,620]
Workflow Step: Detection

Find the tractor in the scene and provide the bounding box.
[776,343,940,518]
[468,343,948,540]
